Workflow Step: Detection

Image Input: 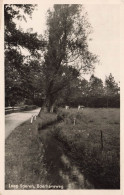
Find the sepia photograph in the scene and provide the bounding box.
[2,1,122,192]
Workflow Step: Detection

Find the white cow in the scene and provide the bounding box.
[78,105,85,110]
[65,105,69,110]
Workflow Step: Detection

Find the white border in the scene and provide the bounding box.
[0,0,124,194]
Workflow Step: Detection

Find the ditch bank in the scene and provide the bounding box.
[38,125,94,189]
[31,111,94,189]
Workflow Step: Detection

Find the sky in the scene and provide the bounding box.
[16,3,120,83]
[85,4,120,83]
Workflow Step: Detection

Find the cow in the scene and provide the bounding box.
[78,105,85,110]
[65,105,69,110]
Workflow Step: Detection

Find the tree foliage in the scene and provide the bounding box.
[5,4,44,53]
[39,4,97,112]
[104,73,120,107]
[62,74,120,108]
[89,74,104,96]
[5,4,45,106]
[105,73,119,95]
[5,4,119,110]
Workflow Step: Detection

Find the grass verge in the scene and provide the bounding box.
[5,112,57,190]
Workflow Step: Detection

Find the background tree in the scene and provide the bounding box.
[63,78,90,107]
[5,4,45,106]
[86,75,104,107]
[89,74,104,96]
[105,73,120,107]
[59,74,120,108]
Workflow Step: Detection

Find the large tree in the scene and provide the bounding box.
[5,4,98,111]
[39,4,97,113]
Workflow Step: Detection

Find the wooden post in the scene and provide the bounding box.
[73,118,76,126]
[34,115,37,120]
[31,115,34,123]
[100,130,103,150]
[78,105,80,110]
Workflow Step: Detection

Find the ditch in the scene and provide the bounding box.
[38,126,94,189]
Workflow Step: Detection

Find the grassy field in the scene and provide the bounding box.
[52,108,120,189]
[5,108,120,189]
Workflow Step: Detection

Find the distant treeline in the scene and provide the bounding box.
[57,74,120,108]
[33,74,120,108]
[67,95,120,108]
[6,73,120,108]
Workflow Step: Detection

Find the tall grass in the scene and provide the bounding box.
[52,108,120,189]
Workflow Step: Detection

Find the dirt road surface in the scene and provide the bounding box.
[5,108,40,139]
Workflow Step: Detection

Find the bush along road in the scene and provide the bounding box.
[5,108,120,189]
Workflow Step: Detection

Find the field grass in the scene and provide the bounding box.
[5,108,120,189]
[52,108,120,189]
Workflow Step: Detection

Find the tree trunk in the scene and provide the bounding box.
[38,95,54,117]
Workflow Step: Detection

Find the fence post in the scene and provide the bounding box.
[34,115,37,120]
[31,115,34,123]
[100,130,103,150]
[73,118,76,126]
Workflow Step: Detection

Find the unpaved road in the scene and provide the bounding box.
[5,108,40,139]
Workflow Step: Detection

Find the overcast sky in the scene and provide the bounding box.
[85,4,120,83]
[17,3,120,83]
